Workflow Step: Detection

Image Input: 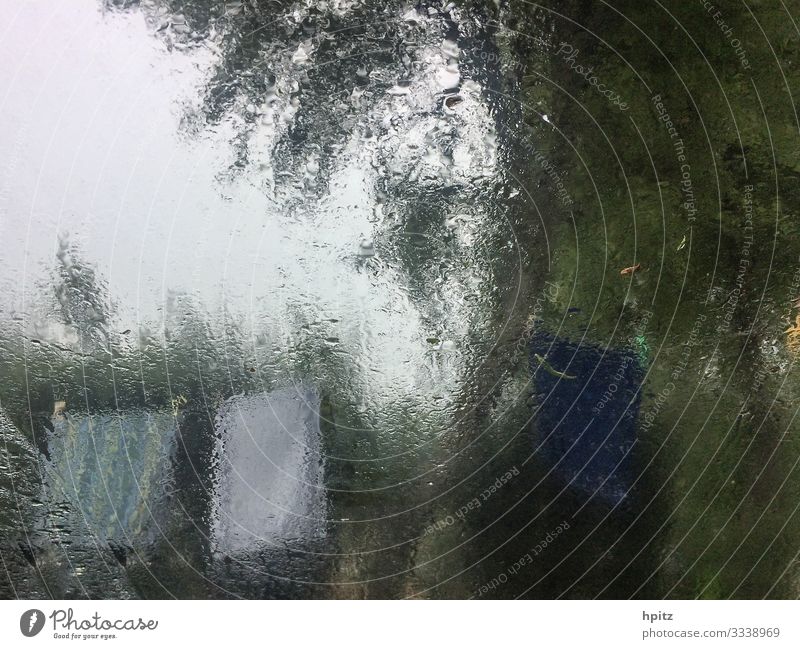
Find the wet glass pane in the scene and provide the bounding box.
[1,0,799,600]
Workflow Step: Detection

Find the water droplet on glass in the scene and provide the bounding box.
[358,238,375,257]
[437,63,460,90]
[292,42,311,65]
[438,340,456,352]
[401,7,419,23]
[441,39,460,60]
[387,82,411,97]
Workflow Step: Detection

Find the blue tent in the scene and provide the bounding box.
[530,330,644,506]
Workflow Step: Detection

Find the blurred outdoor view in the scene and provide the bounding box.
[2,0,800,598]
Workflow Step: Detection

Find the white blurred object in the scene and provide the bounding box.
[211,387,326,554]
